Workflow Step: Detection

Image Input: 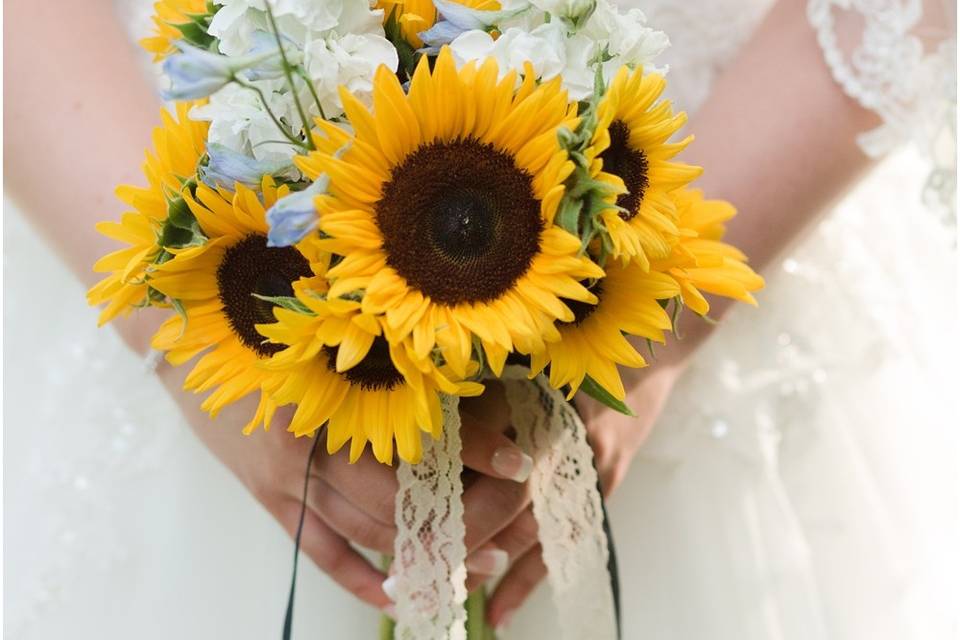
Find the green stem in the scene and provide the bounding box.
[379,554,396,640]
[233,78,307,150]
[466,586,498,640]
[263,1,315,150]
[297,66,327,121]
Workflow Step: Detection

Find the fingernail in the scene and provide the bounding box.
[495,609,515,634]
[492,446,533,482]
[382,575,397,601]
[382,604,397,619]
[465,548,509,576]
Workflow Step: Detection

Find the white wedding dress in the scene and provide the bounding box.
[4,1,957,639]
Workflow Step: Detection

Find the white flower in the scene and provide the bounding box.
[189,0,396,167]
[190,82,300,163]
[210,0,342,55]
[528,0,597,28]
[583,1,670,78]
[450,23,597,99]
[448,0,668,99]
[304,33,398,116]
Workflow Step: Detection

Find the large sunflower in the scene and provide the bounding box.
[589,66,702,268]
[653,189,764,316]
[259,294,484,464]
[140,0,211,61]
[295,49,602,378]
[378,0,500,49]
[529,262,680,401]
[88,102,207,325]
[149,177,320,432]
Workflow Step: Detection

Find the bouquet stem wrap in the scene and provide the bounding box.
[393,395,469,639]
[392,372,617,640]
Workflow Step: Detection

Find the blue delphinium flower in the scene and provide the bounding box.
[266,175,329,247]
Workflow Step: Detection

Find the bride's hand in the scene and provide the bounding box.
[156,360,533,614]
[482,364,684,630]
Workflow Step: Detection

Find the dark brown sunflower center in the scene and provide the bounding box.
[217,234,312,357]
[375,138,543,306]
[560,281,603,327]
[324,336,404,391]
[600,120,649,221]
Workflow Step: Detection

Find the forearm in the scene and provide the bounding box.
[647,0,881,372]
[4,1,164,352]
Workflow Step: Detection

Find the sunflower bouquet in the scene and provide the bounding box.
[90,0,763,638]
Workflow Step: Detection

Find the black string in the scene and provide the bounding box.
[599,488,622,640]
[282,433,322,640]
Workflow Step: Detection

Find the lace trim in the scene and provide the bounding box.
[503,368,618,640]
[807,0,956,218]
[392,395,468,640]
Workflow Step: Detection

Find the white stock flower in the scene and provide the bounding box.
[450,0,669,98]
[190,82,300,163]
[583,1,670,78]
[190,0,396,167]
[304,33,398,115]
[450,23,597,99]
[528,0,597,27]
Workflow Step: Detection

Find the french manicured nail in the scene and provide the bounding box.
[466,548,509,576]
[496,609,515,634]
[492,446,533,482]
[382,604,397,619]
[382,575,397,601]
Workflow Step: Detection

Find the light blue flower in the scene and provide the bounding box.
[161,40,287,100]
[241,31,302,81]
[162,43,236,100]
[266,175,329,247]
[419,0,528,51]
[200,143,299,190]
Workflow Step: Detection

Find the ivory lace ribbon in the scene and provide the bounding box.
[392,370,617,640]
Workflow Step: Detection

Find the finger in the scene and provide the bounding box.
[486,545,547,630]
[312,446,398,525]
[308,475,397,555]
[465,507,538,591]
[463,475,530,552]
[278,498,393,611]
[460,411,532,482]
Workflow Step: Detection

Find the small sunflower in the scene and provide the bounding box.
[378,0,500,49]
[589,66,702,267]
[259,295,484,464]
[149,177,320,432]
[529,262,680,401]
[295,49,602,378]
[653,189,765,316]
[140,0,211,61]
[88,102,208,325]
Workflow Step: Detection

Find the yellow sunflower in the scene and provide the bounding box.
[295,49,602,378]
[653,189,764,316]
[589,66,702,268]
[259,294,484,464]
[88,102,208,325]
[378,0,500,49]
[140,0,210,61]
[529,262,680,401]
[149,177,322,432]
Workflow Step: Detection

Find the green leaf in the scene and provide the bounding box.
[251,294,314,315]
[167,197,196,230]
[579,375,637,417]
[172,20,216,48]
[159,224,195,248]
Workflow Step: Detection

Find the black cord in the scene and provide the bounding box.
[282,433,322,640]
